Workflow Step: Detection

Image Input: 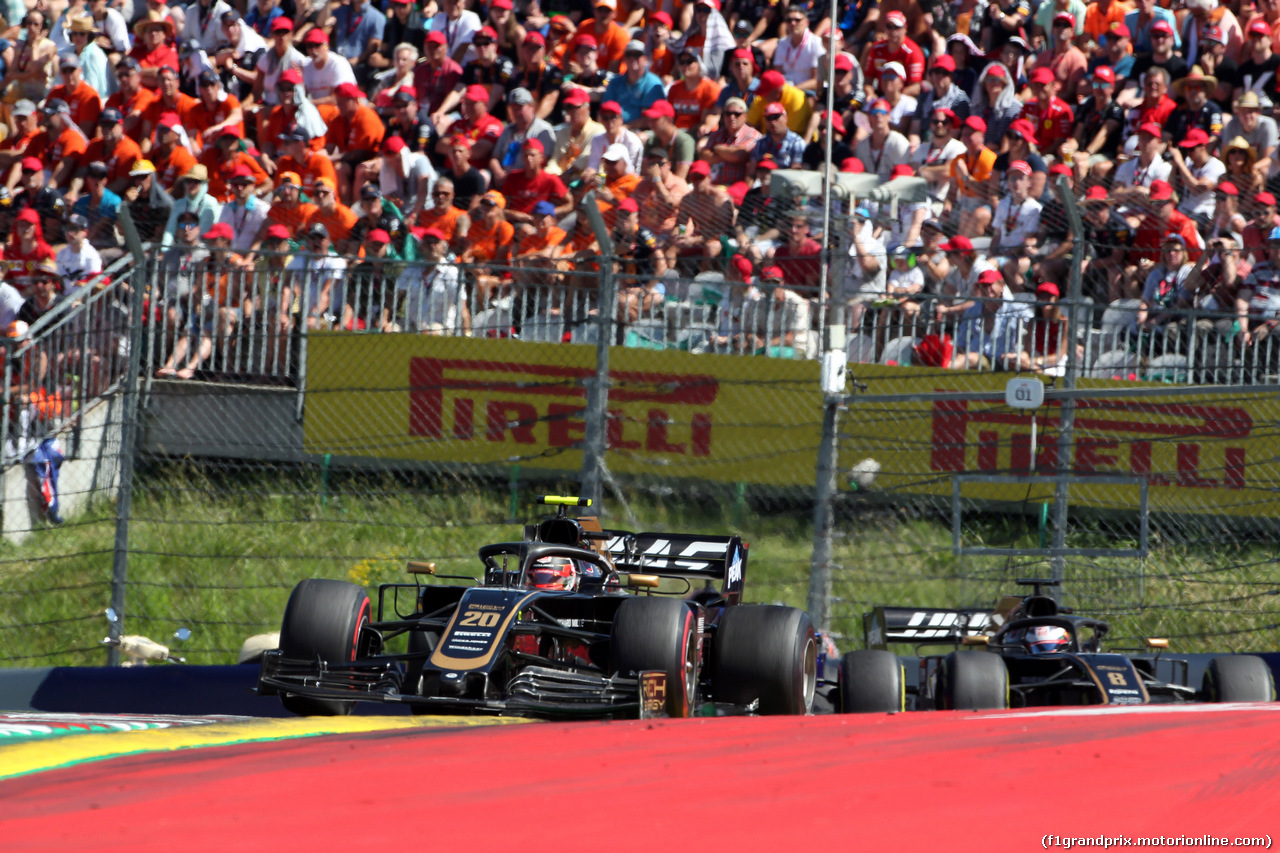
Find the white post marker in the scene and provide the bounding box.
[1006,377,1046,465]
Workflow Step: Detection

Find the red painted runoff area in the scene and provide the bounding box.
[3,705,1279,852]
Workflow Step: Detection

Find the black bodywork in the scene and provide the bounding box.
[258,509,754,718]
[865,581,1198,709]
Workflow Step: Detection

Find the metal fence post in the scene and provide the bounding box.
[577,191,615,508]
[807,392,841,632]
[107,261,148,666]
[1051,175,1086,596]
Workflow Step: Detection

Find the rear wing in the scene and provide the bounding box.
[600,532,746,603]
[863,606,997,650]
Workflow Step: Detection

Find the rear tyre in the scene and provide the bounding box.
[839,649,905,713]
[610,597,698,717]
[936,651,1008,711]
[710,605,817,715]
[278,579,371,717]
[1203,655,1277,703]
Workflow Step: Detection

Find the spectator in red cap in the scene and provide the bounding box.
[301,27,357,105]
[260,70,334,168]
[1082,0,1129,46]
[399,226,468,335]
[749,100,807,179]
[1133,180,1205,271]
[1208,184,1248,249]
[548,88,603,181]
[509,31,565,121]
[912,54,970,142]
[864,9,925,98]
[252,17,306,123]
[4,208,55,291]
[200,127,269,203]
[438,85,503,170]
[801,111,853,171]
[1124,0,1180,54]
[700,97,761,186]
[379,134,436,216]
[948,114,997,237]
[745,69,812,135]
[490,87,556,185]
[414,32,465,130]
[218,164,271,256]
[991,159,1042,257]
[460,25,515,112]
[643,100,695,180]
[501,138,569,230]
[911,108,965,205]
[1080,186,1133,302]
[343,227,399,332]
[586,100,642,174]
[972,62,1023,148]
[1110,121,1172,199]
[1039,12,1089,100]
[1243,191,1279,260]
[1124,18,1187,97]
[563,36,612,109]
[1170,128,1225,225]
[1020,66,1074,158]
[711,48,759,130]
[1098,22,1135,80]
[669,159,734,275]
[641,12,676,83]
[996,117,1046,199]
[328,83,385,203]
[1032,0,1085,48]
[1064,66,1124,177]
[147,112,198,192]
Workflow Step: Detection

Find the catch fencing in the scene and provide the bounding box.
[3,190,1280,665]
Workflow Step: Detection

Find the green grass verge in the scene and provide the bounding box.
[0,466,1276,666]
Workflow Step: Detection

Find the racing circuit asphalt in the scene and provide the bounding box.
[1,704,1278,851]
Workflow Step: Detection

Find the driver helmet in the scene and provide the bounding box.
[529,556,579,591]
[1024,625,1069,654]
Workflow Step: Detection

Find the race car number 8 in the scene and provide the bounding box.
[1107,672,1127,686]
[460,610,501,628]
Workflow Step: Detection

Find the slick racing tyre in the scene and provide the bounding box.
[611,597,699,717]
[1202,655,1277,703]
[936,651,1009,711]
[279,579,372,716]
[710,605,817,715]
[839,649,905,713]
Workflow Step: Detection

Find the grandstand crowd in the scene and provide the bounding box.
[0,0,1272,376]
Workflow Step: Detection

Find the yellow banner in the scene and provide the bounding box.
[303,335,823,488]
[844,366,1277,517]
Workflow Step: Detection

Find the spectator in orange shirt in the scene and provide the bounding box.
[462,189,515,306]
[47,53,102,137]
[200,127,270,202]
[140,66,198,157]
[515,200,567,259]
[595,142,641,227]
[260,69,339,168]
[84,109,143,195]
[565,0,629,72]
[262,172,317,237]
[276,126,338,198]
[106,58,159,144]
[129,15,180,88]
[329,82,386,204]
[0,100,42,186]
[645,12,677,83]
[666,53,722,135]
[150,112,199,191]
[187,70,245,152]
[40,99,90,194]
[416,175,470,250]
[305,176,359,250]
[545,15,574,68]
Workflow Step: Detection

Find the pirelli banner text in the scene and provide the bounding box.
[848,366,1279,519]
[302,335,824,488]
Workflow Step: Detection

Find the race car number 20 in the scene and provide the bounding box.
[459,609,501,628]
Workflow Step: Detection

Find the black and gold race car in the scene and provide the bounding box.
[838,579,1277,713]
[258,496,818,718]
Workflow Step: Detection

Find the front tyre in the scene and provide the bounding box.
[1202,655,1277,703]
[711,605,817,715]
[610,597,699,717]
[278,579,371,717]
[936,651,1009,711]
[839,649,905,713]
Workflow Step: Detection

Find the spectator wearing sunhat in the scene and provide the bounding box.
[64,16,112,98]
[1165,68,1222,151]
[1220,93,1277,182]
[161,163,223,248]
[82,108,142,195]
[129,15,179,82]
[863,10,925,98]
[744,69,811,136]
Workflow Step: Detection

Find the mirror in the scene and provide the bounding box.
[173,628,192,642]
[105,607,118,624]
